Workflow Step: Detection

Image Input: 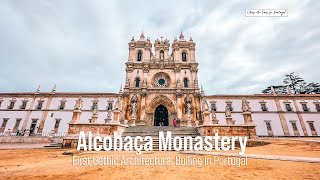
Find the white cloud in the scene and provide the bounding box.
[0,0,319,95]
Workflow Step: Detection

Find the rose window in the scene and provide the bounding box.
[153,73,170,88]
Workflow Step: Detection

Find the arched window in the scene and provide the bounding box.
[160,50,164,59]
[183,78,188,88]
[182,52,187,61]
[137,50,142,61]
[135,78,140,87]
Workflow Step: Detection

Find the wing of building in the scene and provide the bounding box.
[0,32,319,137]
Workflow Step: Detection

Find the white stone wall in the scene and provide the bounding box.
[1,93,320,137]
[206,96,320,137]
[0,95,117,134]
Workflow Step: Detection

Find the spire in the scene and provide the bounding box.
[36,85,40,93]
[201,85,205,96]
[119,84,123,94]
[139,30,145,40]
[179,30,185,41]
[271,85,276,95]
[51,84,56,93]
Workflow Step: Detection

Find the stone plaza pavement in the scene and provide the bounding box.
[1,137,320,164]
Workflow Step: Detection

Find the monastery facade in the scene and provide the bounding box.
[0,33,319,137]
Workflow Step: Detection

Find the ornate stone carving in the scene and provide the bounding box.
[190,67,198,72]
[201,98,209,111]
[74,96,83,110]
[176,78,181,88]
[194,78,199,89]
[114,97,121,110]
[152,72,170,88]
[142,78,147,87]
[225,105,232,117]
[242,98,251,112]
[126,65,133,73]
[125,78,130,87]
[185,94,193,115]
[146,95,176,114]
[131,94,138,119]
[92,106,98,115]
[174,65,181,73]
[122,89,129,97]
[176,91,183,98]
[140,89,148,96]
[143,64,150,73]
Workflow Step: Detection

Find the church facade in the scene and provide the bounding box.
[0,33,319,137]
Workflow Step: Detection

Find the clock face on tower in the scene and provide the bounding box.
[153,73,170,88]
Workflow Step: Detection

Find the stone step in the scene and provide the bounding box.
[122,126,200,138]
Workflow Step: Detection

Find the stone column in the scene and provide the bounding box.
[202,110,212,125]
[211,111,219,124]
[71,110,81,123]
[176,93,182,120]
[226,117,233,125]
[91,111,98,124]
[242,112,253,125]
[106,110,112,123]
[131,117,136,126]
[187,114,192,127]
[113,109,120,124]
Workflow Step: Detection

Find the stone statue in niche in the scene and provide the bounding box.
[225,105,232,117]
[125,78,130,87]
[184,93,193,116]
[131,94,138,119]
[176,78,181,88]
[74,96,83,110]
[160,51,164,59]
[92,105,98,115]
[242,98,251,112]
[194,78,199,89]
[202,98,209,111]
[114,97,120,110]
[142,78,147,87]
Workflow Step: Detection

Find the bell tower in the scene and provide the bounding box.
[121,32,201,127]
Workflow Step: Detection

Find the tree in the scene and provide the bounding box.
[283,72,305,94]
[262,72,320,94]
[262,85,287,94]
[301,82,320,94]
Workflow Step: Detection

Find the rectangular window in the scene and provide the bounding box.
[1,118,9,128]
[210,103,217,111]
[59,101,66,110]
[291,122,298,131]
[315,104,320,112]
[261,103,268,111]
[266,122,272,131]
[8,101,15,109]
[285,104,292,111]
[36,101,43,110]
[0,100,2,107]
[301,104,309,112]
[13,119,21,131]
[20,101,27,109]
[309,122,315,131]
[54,119,61,129]
[107,102,113,110]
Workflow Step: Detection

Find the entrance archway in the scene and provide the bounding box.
[154,105,168,126]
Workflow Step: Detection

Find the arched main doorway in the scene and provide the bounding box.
[154,105,168,126]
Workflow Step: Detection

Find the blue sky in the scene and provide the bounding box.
[0,0,319,94]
